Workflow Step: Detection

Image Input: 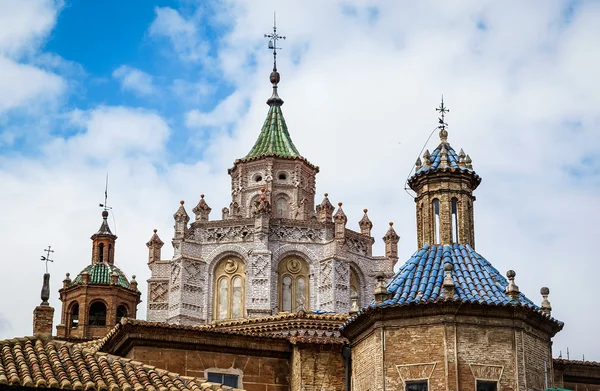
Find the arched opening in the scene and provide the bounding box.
[88,302,107,326]
[213,257,246,320]
[451,198,459,243]
[116,305,128,323]
[275,197,289,218]
[69,302,79,328]
[350,268,361,307]
[108,244,113,262]
[433,199,440,244]
[278,257,309,312]
[419,203,424,245]
[98,243,104,263]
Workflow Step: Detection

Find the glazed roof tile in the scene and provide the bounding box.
[344,244,562,327]
[0,337,232,391]
[414,142,473,175]
[72,263,130,288]
[245,104,300,159]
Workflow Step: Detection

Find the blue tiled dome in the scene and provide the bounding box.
[383,244,536,307]
[414,142,474,176]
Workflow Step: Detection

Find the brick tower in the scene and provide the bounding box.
[343,100,563,391]
[56,210,140,339]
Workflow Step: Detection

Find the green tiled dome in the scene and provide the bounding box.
[72,263,130,288]
[245,104,300,159]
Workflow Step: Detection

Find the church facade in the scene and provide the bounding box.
[145,65,398,325]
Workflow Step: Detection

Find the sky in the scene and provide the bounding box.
[0,0,598,360]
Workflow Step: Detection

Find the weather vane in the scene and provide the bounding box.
[264,12,285,70]
[40,245,54,273]
[436,95,449,130]
[99,174,112,212]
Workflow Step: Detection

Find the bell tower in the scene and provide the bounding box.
[408,99,481,248]
[56,210,141,339]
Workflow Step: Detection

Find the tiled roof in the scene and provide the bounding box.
[0,337,232,391]
[553,358,600,367]
[72,263,130,288]
[384,244,539,307]
[414,142,474,175]
[245,105,300,159]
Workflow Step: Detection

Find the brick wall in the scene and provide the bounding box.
[554,360,600,391]
[127,345,290,391]
[351,329,382,391]
[32,305,54,338]
[290,344,345,391]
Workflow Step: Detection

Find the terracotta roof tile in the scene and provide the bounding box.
[0,337,235,391]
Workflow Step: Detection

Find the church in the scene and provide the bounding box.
[2,28,599,391]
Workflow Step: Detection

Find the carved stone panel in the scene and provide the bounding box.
[396,362,437,381]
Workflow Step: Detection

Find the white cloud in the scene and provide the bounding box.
[113,66,156,97]
[0,55,65,112]
[148,7,209,62]
[0,0,62,57]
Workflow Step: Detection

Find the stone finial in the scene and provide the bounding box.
[423,150,431,167]
[415,157,422,171]
[506,270,520,300]
[439,128,448,143]
[374,272,390,304]
[146,229,164,265]
[316,193,335,223]
[458,149,466,167]
[173,200,190,238]
[349,295,360,315]
[440,144,449,168]
[81,271,90,285]
[110,270,119,285]
[359,209,373,236]
[40,273,50,306]
[465,154,473,169]
[173,200,190,222]
[192,194,212,222]
[63,272,71,289]
[540,287,552,315]
[333,202,347,225]
[130,275,138,291]
[442,262,455,298]
[222,207,230,220]
[383,222,400,260]
[229,201,241,217]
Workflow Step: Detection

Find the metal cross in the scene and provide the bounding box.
[436,95,449,130]
[264,12,285,70]
[40,245,54,273]
[99,173,112,212]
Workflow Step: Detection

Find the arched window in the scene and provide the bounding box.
[69,302,79,328]
[88,302,107,326]
[419,203,424,245]
[98,243,104,263]
[116,305,128,323]
[433,199,440,244]
[451,198,459,243]
[276,197,289,218]
[214,257,245,320]
[108,244,113,262]
[350,268,360,307]
[278,257,309,312]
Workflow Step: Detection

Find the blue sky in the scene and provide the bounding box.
[0,0,599,360]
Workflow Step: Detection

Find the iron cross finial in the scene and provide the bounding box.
[436,95,449,130]
[264,12,285,71]
[40,245,54,273]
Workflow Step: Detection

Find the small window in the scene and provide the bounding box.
[207,373,239,388]
[433,199,440,244]
[253,174,263,182]
[406,380,428,391]
[88,302,107,326]
[69,302,79,328]
[98,243,104,263]
[278,172,287,180]
[451,198,459,243]
[477,381,497,391]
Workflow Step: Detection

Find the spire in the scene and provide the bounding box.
[245,19,301,160]
[359,209,373,236]
[34,248,55,338]
[333,202,348,225]
[96,210,114,235]
[316,193,335,222]
[192,194,212,221]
